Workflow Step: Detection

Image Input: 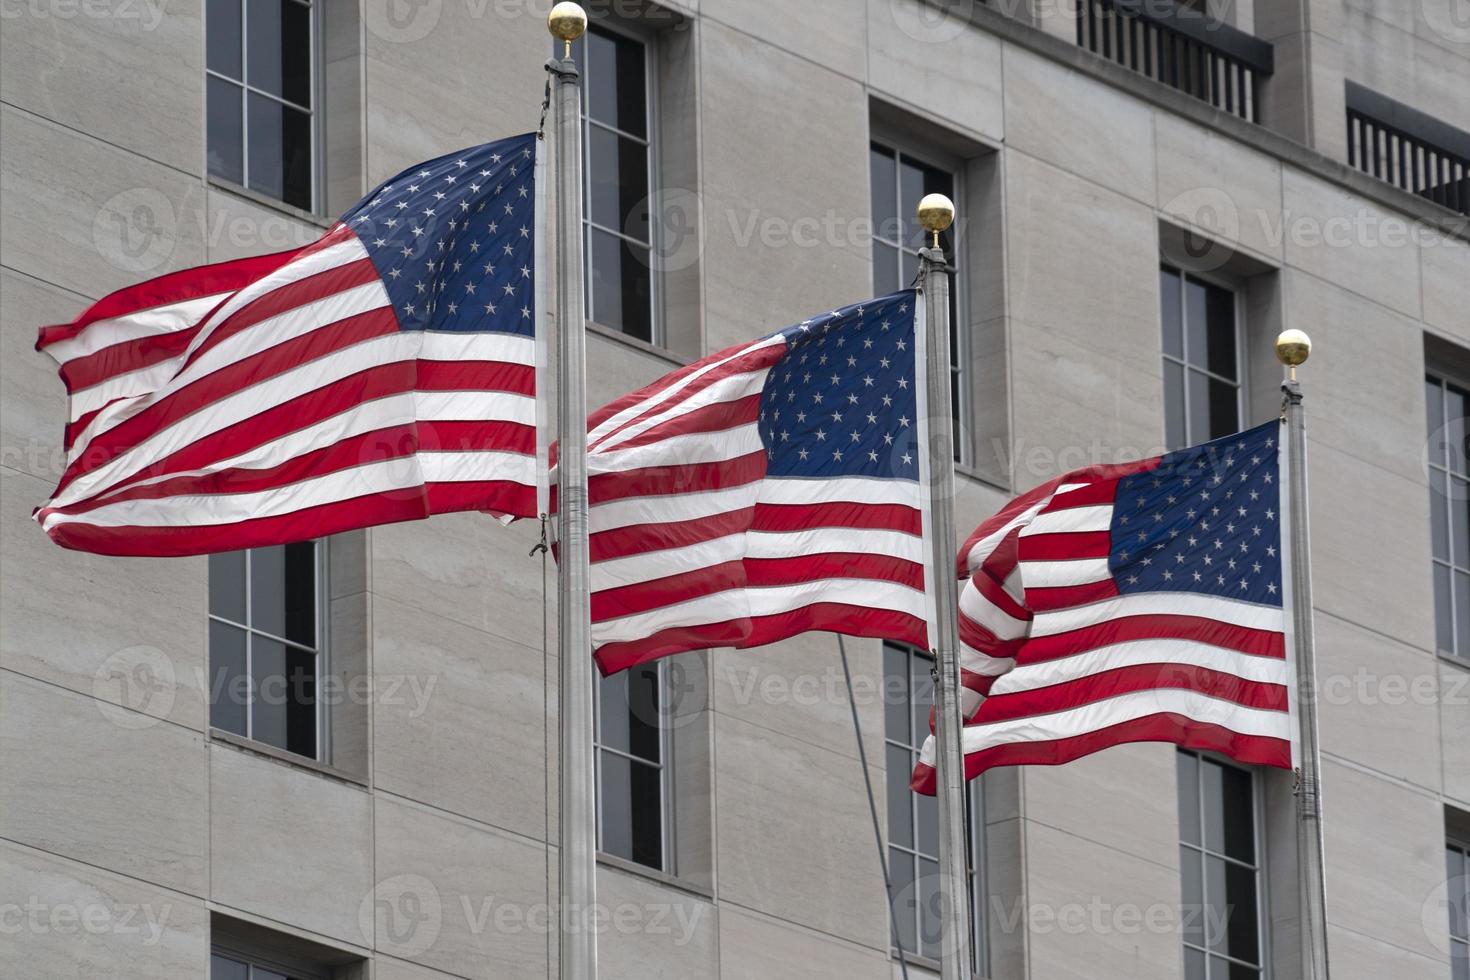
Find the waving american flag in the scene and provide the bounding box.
[35,132,543,556]
[913,421,1295,792]
[578,290,934,674]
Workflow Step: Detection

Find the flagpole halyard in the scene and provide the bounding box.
[548,4,598,978]
[1277,329,1331,980]
[917,193,976,980]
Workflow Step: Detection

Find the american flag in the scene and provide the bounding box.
[577,290,933,674]
[913,421,1294,792]
[34,132,543,556]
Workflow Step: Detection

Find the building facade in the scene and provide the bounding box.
[2,0,1468,977]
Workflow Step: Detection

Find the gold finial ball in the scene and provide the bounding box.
[916,193,956,235]
[1275,329,1312,368]
[548,2,587,44]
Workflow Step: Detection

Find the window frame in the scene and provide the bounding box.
[205,0,323,214]
[1160,262,1247,450]
[576,19,663,347]
[868,139,970,464]
[211,946,329,980]
[592,657,675,875]
[1446,837,1470,970]
[1428,369,1470,661]
[207,541,329,763]
[882,641,986,972]
[1176,748,1271,980]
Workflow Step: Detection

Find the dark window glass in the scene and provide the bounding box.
[247,94,313,211]
[594,662,665,871]
[884,642,982,966]
[869,142,964,460]
[1430,372,1470,658]
[588,227,653,342]
[208,542,321,759]
[586,125,650,241]
[208,620,248,736]
[210,955,250,980]
[1161,266,1240,450]
[247,0,312,107]
[207,0,243,77]
[1177,750,1261,976]
[207,77,245,186]
[583,27,647,137]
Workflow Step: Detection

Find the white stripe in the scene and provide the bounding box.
[43,453,531,531]
[957,580,1028,641]
[67,360,180,427]
[78,391,533,507]
[759,476,922,508]
[1029,591,1286,638]
[959,648,1015,678]
[418,330,536,366]
[1020,556,1112,588]
[916,688,1291,765]
[592,576,926,644]
[588,475,920,533]
[420,451,535,483]
[53,332,514,508]
[588,422,762,473]
[1020,503,1113,536]
[989,639,1292,696]
[591,525,923,591]
[591,367,770,456]
[587,335,783,448]
[45,293,228,366]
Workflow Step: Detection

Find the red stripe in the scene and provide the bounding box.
[59,322,205,393]
[181,256,382,369]
[909,715,1292,794]
[41,478,536,557]
[1020,614,1285,663]
[957,614,1024,661]
[590,554,924,621]
[1041,479,1120,511]
[973,664,1289,724]
[36,247,307,351]
[968,570,1030,623]
[585,341,783,451]
[750,501,921,535]
[591,506,755,563]
[594,603,928,675]
[1018,531,1112,561]
[40,422,534,518]
[1025,577,1119,611]
[582,451,768,506]
[57,308,403,494]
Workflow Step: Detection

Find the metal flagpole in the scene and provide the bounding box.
[1277,328,1331,980]
[548,4,597,978]
[916,193,975,979]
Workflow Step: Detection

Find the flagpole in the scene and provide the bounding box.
[548,5,597,978]
[917,194,975,979]
[1277,329,1331,980]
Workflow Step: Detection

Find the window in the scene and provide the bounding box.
[870,143,966,461]
[208,542,324,760]
[1446,841,1470,978]
[1429,372,1470,658]
[211,950,319,980]
[1161,265,1243,450]
[884,642,983,966]
[594,661,669,871]
[1177,750,1264,980]
[574,24,657,343]
[207,0,318,212]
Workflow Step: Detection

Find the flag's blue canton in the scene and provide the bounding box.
[341,132,536,337]
[1109,421,1283,607]
[757,290,920,482]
